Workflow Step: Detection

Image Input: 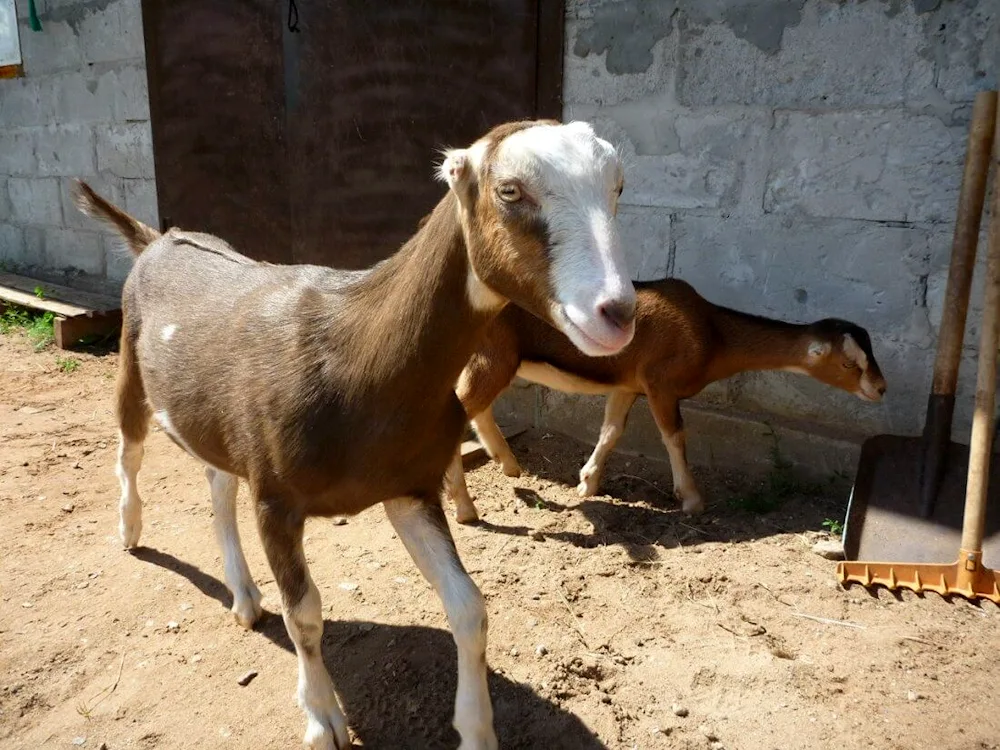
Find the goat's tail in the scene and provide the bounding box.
[72,180,160,256]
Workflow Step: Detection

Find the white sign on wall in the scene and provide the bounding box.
[0,0,22,68]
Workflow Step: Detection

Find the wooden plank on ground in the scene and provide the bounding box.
[460,422,529,466]
[0,273,120,316]
[0,273,123,350]
[54,311,123,349]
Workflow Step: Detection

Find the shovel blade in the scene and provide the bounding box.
[843,434,1000,567]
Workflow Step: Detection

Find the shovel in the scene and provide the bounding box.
[838,91,1000,603]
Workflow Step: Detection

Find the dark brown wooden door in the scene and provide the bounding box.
[141,1,291,263]
[142,0,563,268]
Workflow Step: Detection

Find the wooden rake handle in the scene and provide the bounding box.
[920,91,998,517]
[932,92,999,395]
[961,95,1000,558]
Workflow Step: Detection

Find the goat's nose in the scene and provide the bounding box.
[598,298,636,332]
[877,382,887,396]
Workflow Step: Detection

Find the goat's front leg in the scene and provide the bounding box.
[255,496,349,750]
[445,448,480,524]
[647,394,704,514]
[206,468,262,629]
[577,390,637,497]
[384,497,496,750]
[470,406,521,478]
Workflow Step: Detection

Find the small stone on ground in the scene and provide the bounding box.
[237,670,258,687]
[812,539,845,560]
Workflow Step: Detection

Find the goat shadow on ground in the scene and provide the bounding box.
[467,430,850,563]
[132,547,607,750]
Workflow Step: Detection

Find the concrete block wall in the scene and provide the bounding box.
[0,0,995,478]
[502,0,997,476]
[0,0,156,293]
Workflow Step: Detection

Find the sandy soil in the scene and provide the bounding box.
[1,331,998,750]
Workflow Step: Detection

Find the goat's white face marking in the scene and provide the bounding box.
[442,121,635,357]
[161,324,177,342]
[499,122,634,356]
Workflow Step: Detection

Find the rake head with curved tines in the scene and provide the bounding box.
[838,551,1000,604]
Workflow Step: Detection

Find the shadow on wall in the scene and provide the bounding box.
[132,547,607,750]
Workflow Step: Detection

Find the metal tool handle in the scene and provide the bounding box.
[920,91,998,517]
[960,106,1000,557]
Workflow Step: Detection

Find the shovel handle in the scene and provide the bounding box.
[920,91,998,517]
[931,91,997,396]
[961,102,1000,555]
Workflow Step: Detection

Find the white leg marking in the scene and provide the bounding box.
[663,429,704,514]
[206,468,262,629]
[577,391,636,497]
[471,408,521,478]
[445,448,479,524]
[384,498,496,750]
[115,430,143,548]
[285,576,350,749]
[161,323,177,342]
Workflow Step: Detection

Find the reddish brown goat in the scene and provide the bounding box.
[446,278,887,523]
[75,120,636,750]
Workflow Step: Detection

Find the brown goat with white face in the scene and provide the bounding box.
[75,120,635,750]
[446,278,887,523]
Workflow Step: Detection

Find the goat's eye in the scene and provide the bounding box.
[842,362,857,370]
[497,183,521,203]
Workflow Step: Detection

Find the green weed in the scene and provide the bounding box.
[56,356,80,374]
[0,303,56,351]
[822,517,844,536]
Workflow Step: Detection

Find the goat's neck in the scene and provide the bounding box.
[705,306,811,382]
[336,193,498,398]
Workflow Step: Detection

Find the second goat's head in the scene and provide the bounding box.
[803,319,887,402]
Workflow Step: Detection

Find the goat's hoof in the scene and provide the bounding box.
[456,731,499,750]
[119,521,142,549]
[500,462,522,478]
[232,589,264,629]
[455,506,480,525]
[576,469,599,497]
[680,497,706,515]
[303,707,351,750]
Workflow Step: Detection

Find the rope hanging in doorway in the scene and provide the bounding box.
[287,0,300,33]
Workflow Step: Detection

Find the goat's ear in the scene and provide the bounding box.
[842,333,869,371]
[438,148,474,195]
[807,340,831,359]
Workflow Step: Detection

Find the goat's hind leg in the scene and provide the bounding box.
[115,326,150,549]
[648,394,704,514]
[255,495,349,750]
[384,497,496,749]
[206,468,263,629]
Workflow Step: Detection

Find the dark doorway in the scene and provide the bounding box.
[142,0,564,268]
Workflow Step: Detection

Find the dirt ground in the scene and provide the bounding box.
[1,331,998,750]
